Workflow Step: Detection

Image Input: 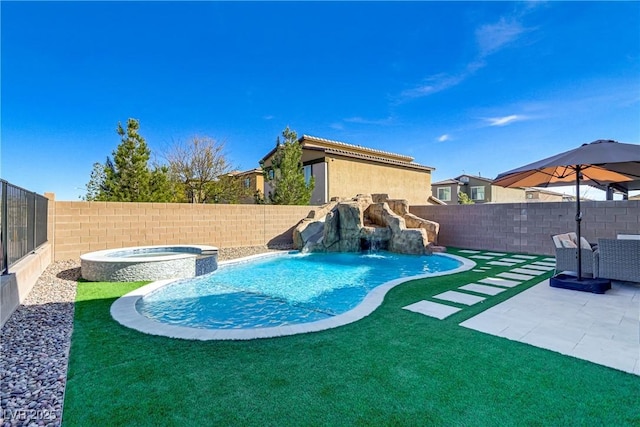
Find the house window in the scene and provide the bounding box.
[268,169,275,180]
[244,178,251,189]
[470,186,485,201]
[303,165,312,185]
[437,187,451,201]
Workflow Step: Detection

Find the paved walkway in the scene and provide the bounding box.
[403,251,555,320]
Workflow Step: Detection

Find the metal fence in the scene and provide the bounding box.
[1,180,49,275]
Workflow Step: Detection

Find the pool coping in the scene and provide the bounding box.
[80,244,219,263]
[81,244,220,282]
[110,251,475,340]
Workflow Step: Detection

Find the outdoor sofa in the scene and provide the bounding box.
[594,238,640,284]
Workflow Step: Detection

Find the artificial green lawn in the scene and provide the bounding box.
[63,249,640,426]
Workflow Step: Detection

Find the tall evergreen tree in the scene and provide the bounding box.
[83,161,107,201]
[149,165,180,202]
[109,119,153,201]
[84,118,175,202]
[84,158,116,201]
[262,127,314,205]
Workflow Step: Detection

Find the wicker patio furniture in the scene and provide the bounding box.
[595,239,640,283]
[552,232,597,276]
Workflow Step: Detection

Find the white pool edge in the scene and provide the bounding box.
[110,251,475,341]
[81,244,219,282]
[81,244,219,263]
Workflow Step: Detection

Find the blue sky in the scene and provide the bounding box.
[2,1,639,201]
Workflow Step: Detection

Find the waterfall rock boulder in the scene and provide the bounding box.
[293,194,441,255]
[294,220,325,249]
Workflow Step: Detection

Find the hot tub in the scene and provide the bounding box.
[80,245,218,282]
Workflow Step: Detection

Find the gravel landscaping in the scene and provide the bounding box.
[0,245,286,427]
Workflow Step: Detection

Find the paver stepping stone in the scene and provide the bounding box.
[469,255,494,260]
[479,277,521,288]
[523,264,555,271]
[472,269,486,273]
[403,301,461,320]
[499,258,527,263]
[542,258,556,262]
[459,283,507,296]
[498,272,535,281]
[511,267,548,276]
[459,250,482,254]
[478,266,492,270]
[487,261,517,266]
[484,252,507,256]
[511,255,537,260]
[532,261,556,267]
[434,291,486,306]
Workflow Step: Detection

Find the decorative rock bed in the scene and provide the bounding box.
[80,244,218,282]
[0,245,285,427]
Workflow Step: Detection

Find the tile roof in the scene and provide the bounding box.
[320,147,434,172]
[227,168,263,177]
[260,134,435,171]
[455,174,494,183]
[301,135,415,163]
[432,179,463,186]
[523,187,569,197]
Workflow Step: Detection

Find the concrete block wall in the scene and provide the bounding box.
[39,198,640,261]
[51,202,311,261]
[1,243,52,326]
[411,200,640,256]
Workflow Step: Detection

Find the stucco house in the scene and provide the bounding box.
[227,168,265,204]
[260,135,435,205]
[431,174,526,204]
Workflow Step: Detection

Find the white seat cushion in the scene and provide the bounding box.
[552,232,592,251]
[553,233,577,248]
[579,236,592,250]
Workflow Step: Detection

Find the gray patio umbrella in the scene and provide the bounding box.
[493,139,640,280]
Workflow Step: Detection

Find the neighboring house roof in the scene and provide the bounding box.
[433,175,495,186]
[432,179,463,186]
[454,174,494,183]
[300,135,415,163]
[229,168,263,177]
[260,134,435,172]
[524,187,569,197]
[427,195,447,205]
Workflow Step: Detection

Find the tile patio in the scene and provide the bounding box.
[461,279,640,376]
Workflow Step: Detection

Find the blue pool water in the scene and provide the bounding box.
[136,251,462,329]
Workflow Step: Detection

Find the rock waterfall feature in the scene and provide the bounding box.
[293,194,441,255]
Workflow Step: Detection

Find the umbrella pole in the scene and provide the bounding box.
[575,165,583,281]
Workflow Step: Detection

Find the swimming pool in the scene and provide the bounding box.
[111,251,475,340]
